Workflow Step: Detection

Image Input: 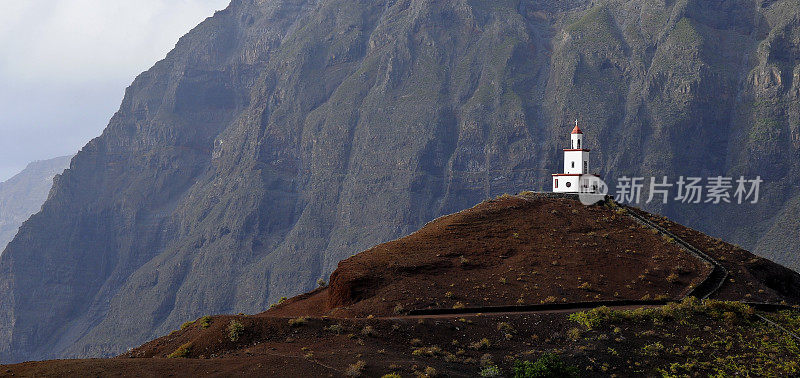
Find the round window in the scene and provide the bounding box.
[566,182,572,188]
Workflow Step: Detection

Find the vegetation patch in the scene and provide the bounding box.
[180,320,195,330]
[345,360,366,377]
[228,320,245,342]
[469,338,491,350]
[422,366,438,377]
[566,5,623,52]
[567,298,800,375]
[167,342,193,359]
[361,325,375,337]
[513,354,579,378]
[669,18,703,47]
[412,345,443,357]
[569,298,754,330]
[288,316,308,327]
[199,316,213,329]
[479,365,503,377]
[325,323,343,334]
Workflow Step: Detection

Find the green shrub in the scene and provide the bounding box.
[480,365,503,377]
[497,322,514,333]
[180,320,195,330]
[513,354,579,378]
[469,338,491,350]
[666,272,679,283]
[569,305,615,329]
[288,316,308,327]
[569,298,755,330]
[412,346,443,357]
[345,360,366,377]
[641,341,665,356]
[199,316,213,328]
[228,320,245,342]
[361,325,375,337]
[167,342,193,358]
[325,324,343,334]
[567,327,582,341]
[269,297,289,309]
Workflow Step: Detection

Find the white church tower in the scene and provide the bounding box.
[552,120,601,193]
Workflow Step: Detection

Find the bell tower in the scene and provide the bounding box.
[571,120,583,150]
[563,121,588,175]
[552,120,599,193]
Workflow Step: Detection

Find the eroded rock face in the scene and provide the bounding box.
[2,0,800,362]
[0,155,72,254]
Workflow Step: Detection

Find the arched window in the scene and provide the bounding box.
[555,179,558,188]
[577,139,581,149]
[571,162,575,168]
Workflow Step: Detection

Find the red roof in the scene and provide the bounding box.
[571,125,583,134]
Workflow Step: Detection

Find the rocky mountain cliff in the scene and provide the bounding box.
[2,0,800,363]
[0,155,72,254]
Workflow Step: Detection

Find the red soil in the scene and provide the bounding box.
[630,207,800,304]
[4,195,799,377]
[290,195,712,317]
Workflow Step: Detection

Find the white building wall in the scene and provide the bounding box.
[553,175,581,192]
[563,150,588,174]
[553,175,602,193]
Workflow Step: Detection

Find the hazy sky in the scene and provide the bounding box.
[0,0,231,181]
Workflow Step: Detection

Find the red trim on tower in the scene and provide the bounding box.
[563,149,591,152]
[551,173,600,177]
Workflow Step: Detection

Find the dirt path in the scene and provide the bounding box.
[398,304,660,319]
[404,299,671,317]
[619,202,729,299]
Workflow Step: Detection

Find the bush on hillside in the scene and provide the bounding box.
[513,353,579,378]
[228,320,245,342]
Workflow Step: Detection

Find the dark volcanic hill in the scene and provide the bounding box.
[0,156,72,254]
[272,195,800,318]
[3,195,799,376]
[3,0,800,363]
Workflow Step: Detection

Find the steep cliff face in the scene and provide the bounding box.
[2,0,800,363]
[0,155,72,254]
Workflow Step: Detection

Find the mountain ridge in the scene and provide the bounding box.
[0,155,73,254]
